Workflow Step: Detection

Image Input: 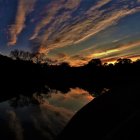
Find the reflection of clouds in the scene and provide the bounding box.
[29,88,93,139]
[6,110,23,140]
[31,103,73,140]
[0,88,93,140]
[47,88,94,112]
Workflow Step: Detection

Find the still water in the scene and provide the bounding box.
[0,88,93,140]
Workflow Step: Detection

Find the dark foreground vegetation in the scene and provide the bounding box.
[1,50,140,140]
[57,85,140,140]
[0,50,140,100]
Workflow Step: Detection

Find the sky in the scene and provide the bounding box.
[0,0,140,66]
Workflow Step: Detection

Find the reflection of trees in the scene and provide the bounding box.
[9,93,44,108]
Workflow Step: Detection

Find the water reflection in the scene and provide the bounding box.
[0,88,93,140]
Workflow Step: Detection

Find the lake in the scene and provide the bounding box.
[0,88,93,140]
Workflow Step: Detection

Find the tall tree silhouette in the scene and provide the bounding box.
[10,49,21,60]
[87,58,102,67]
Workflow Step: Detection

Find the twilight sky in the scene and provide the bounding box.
[0,0,140,66]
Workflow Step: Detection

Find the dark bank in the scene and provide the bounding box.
[0,52,140,140]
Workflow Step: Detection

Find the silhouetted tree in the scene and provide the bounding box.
[88,59,102,67]
[10,49,20,60]
[59,62,70,68]
[10,49,32,61]
[103,62,108,67]
[32,52,47,64]
[19,51,32,61]
[1,51,140,100]
[115,58,132,65]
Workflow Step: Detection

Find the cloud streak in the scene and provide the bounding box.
[8,0,36,46]
[30,0,140,54]
[64,40,140,66]
[2,0,140,66]
[30,0,81,40]
[85,40,140,64]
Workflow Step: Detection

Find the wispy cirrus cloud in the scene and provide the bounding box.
[8,0,36,46]
[30,0,140,54]
[63,40,140,66]
[30,0,82,41]
[84,40,140,64]
[3,0,140,66]
[102,54,140,64]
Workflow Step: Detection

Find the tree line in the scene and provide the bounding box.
[0,49,140,100]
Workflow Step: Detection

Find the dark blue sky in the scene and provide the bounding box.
[0,0,140,66]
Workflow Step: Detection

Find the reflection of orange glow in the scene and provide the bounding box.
[46,88,94,112]
[70,88,86,94]
[68,88,94,101]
